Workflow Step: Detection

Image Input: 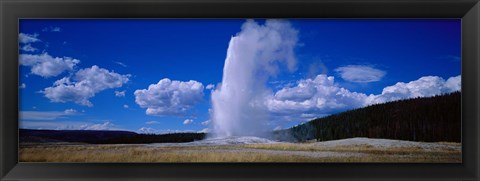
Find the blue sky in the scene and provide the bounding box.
[18,19,461,133]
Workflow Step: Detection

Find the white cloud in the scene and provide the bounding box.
[19,33,40,44]
[444,75,461,93]
[42,26,61,32]
[134,78,204,116]
[201,120,211,126]
[114,61,127,67]
[19,83,26,89]
[145,121,160,125]
[335,65,386,83]
[206,84,215,90]
[42,65,130,106]
[266,74,368,115]
[265,74,461,121]
[32,121,119,131]
[367,75,461,104]
[115,90,126,97]
[137,127,159,134]
[64,109,77,114]
[77,121,116,130]
[183,119,194,125]
[19,53,80,78]
[53,27,61,32]
[21,44,38,52]
[298,113,323,121]
[123,104,129,109]
[20,109,78,120]
[137,127,195,134]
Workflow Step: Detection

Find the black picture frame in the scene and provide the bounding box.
[1,0,479,180]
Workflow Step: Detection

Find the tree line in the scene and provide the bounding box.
[274,91,461,142]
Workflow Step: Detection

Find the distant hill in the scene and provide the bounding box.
[274,91,461,143]
[20,129,206,144]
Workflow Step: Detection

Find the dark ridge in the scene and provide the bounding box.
[274,91,461,143]
[20,129,206,144]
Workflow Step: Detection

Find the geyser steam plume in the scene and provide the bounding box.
[211,20,299,137]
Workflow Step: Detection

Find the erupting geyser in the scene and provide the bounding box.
[211,20,299,137]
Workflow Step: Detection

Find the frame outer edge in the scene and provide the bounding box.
[1,0,18,180]
[0,0,5,179]
[464,1,480,180]
[469,2,480,180]
[1,1,479,181]
[474,1,480,180]
[462,2,480,180]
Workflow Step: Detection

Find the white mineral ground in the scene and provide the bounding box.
[147,137,461,159]
[312,137,461,151]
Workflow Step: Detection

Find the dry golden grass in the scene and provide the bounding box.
[19,142,461,163]
[20,144,312,162]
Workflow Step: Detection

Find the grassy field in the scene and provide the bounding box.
[19,140,461,163]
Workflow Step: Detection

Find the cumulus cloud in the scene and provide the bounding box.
[367,75,461,104]
[19,83,26,89]
[134,78,204,116]
[19,33,40,44]
[183,119,194,125]
[123,104,129,109]
[335,65,386,83]
[266,74,368,115]
[206,84,215,90]
[444,75,461,92]
[115,90,126,97]
[20,109,78,120]
[266,74,461,121]
[42,65,130,106]
[19,53,80,78]
[21,44,38,52]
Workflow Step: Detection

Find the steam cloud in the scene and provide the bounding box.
[211,20,298,137]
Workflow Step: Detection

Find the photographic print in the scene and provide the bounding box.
[18,19,461,163]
